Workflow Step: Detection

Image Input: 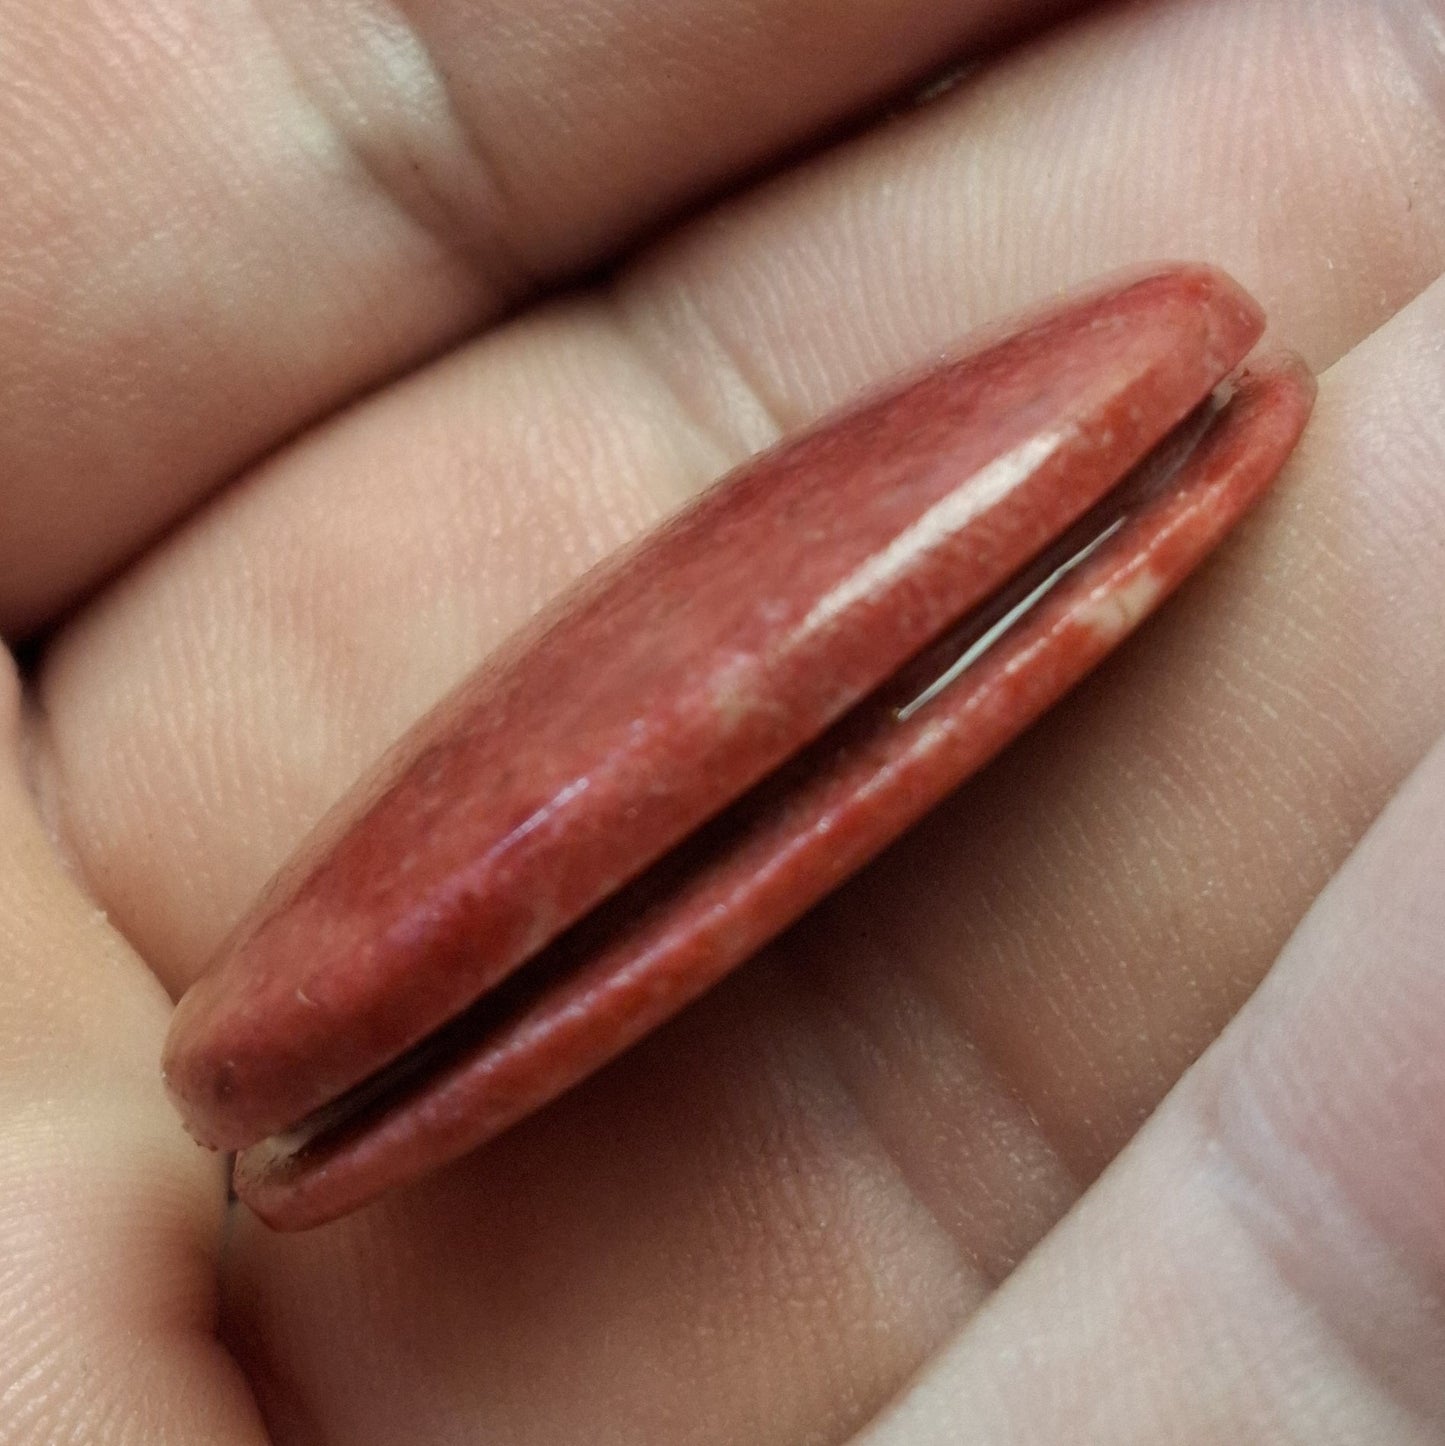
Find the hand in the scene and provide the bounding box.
[2,1,1442,1440]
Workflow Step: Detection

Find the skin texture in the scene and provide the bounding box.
[1,0,1444,1441]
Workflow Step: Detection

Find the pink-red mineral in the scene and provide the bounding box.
[163,265,1314,1229]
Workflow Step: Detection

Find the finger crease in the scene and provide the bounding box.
[1190,1057,1445,1433]
[607,277,791,469]
[248,0,542,311]
[789,925,1076,1296]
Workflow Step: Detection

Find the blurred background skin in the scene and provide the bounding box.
[0,1,1443,1442]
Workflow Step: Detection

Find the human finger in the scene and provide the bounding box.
[854,725,1445,1444]
[0,0,1081,630]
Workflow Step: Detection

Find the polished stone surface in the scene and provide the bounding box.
[163,265,1313,1229]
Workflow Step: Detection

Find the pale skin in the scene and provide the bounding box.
[1,0,1444,1440]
